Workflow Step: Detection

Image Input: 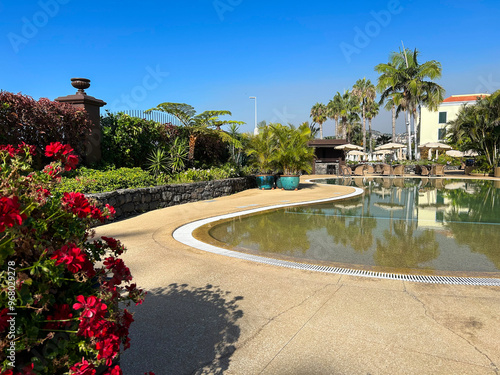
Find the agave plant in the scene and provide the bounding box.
[168,137,189,173]
[147,147,169,177]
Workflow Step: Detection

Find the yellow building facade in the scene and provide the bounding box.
[419,94,489,145]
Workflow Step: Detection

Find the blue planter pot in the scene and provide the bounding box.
[255,175,275,190]
[280,175,300,190]
[275,175,282,189]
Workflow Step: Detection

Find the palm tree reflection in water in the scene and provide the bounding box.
[207,178,500,274]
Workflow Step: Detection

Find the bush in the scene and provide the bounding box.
[0,92,92,165]
[0,142,150,374]
[160,165,244,184]
[101,112,187,169]
[56,167,157,194]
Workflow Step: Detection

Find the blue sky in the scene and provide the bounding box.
[2,0,500,136]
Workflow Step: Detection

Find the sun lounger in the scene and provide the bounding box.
[340,165,352,176]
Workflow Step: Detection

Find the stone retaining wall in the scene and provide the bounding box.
[87,177,256,222]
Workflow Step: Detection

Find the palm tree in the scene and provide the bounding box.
[146,102,243,161]
[375,47,444,159]
[327,93,342,138]
[375,58,399,143]
[310,102,327,139]
[352,78,376,153]
[365,101,380,155]
[336,90,360,143]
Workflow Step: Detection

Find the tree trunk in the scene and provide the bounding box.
[392,105,396,142]
[362,103,366,153]
[188,134,197,160]
[406,109,412,160]
[369,118,373,155]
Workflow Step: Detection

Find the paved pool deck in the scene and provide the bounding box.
[94,175,500,375]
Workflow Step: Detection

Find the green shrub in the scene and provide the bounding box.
[56,167,157,193]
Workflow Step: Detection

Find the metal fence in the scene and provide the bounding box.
[107,110,182,126]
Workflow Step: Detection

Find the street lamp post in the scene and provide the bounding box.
[249,96,258,135]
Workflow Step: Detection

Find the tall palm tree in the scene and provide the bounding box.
[352,78,376,153]
[365,101,380,155]
[375,57,401,144]
[337,90,361,143]
[375,48,444,159]
[310,102,327,139]
[327,93,343,138]
[146,102,243,160]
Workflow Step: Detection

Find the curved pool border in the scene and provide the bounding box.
[172,185,500,287]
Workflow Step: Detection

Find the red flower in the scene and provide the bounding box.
[0,196,26,232]
[51,243,94,275]
[101,236,118,249]
[69,358,96,375]
[42,164,63,179]
[16,142,37,156]
[45,142,79,171]
[0,308,10,332]
[104,365,123,375]
[96,335,120,366]
[103,257,132,287]
[0,144,17,157]
[73,295,108,320]
[62,192,91,218]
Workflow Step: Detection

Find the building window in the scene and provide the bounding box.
[438,128,446,140]
[438,111,447,124]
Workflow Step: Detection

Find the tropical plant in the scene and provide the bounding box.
[336,90,361,143]
[245,125,276,174]
[146,102,244,162]
[0,142,149,374]
[446,91,500,171]
[101,112,173,169]
[146,148,170,177]
[375,47,445,159]
[327,93,343,138]
[352,78,376,153]
[270,123,315,175]
[168,137,189,173]
[310,103,327,139]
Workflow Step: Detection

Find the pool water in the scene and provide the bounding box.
[206,178,500,276]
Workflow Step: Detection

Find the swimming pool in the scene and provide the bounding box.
[196,177,500,280]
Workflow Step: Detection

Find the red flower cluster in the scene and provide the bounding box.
[101,236,124,255]
[0,308,9,332]
[73,295,134,368]
[51,243,95,276]
[69,358,95,375]
[45,142,79,171]
[62,192,114,223]
[0,143,36,157]
[0,196,26,232]
[1,363,36,375]
[104,256,132,287]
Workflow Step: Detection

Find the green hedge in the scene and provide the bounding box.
[56,167,157,194]
[57,165,252,194]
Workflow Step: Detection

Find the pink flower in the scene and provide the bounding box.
[0,196,26,232]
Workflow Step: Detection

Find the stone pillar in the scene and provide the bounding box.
[55,78,106,165]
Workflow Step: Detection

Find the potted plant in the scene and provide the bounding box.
[270,123,315,190]
[246,125,276,189]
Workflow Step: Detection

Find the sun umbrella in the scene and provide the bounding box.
[347,150,367,161]
[419,142,452,159]
[445,150,464,157]
[464,149,479,157]
[334,143,363,151]
[375,142,406,161]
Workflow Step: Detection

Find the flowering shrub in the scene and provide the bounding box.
[0,92,92,163]
[0,143,150,374]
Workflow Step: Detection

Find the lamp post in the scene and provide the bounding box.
[249,96,258,135]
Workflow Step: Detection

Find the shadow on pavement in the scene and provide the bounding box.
[121,283,244,375]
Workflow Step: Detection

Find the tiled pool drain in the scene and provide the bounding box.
[173,188,500,287]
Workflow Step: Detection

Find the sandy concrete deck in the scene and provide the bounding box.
[94,175,500,375]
